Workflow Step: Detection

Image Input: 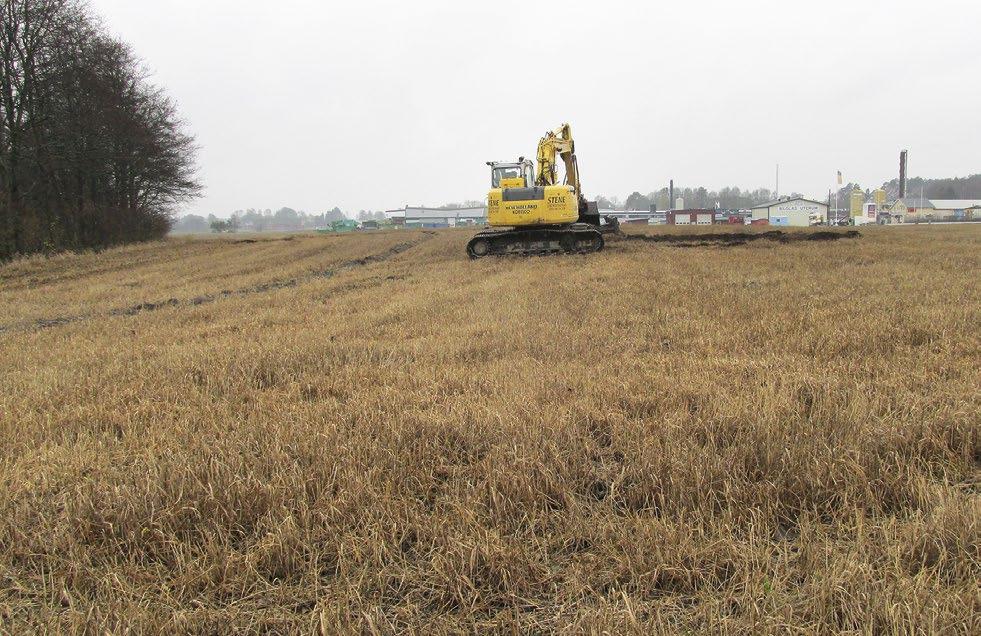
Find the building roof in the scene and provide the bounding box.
[600,210,659,217]
[751,196,827,209]
[929,200,981,209]
[404,206,486,219]
[896,198,933,209]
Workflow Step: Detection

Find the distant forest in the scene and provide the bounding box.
[174,202,487,233]
[879,174,981,201]
[181,174,981,233]
[174,207,391,233]
[1,0,200,260]
[600,174,981,212]
[595,187,784,212]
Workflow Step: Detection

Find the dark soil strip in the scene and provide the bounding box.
[231,236,296,245]
[0,236,432,336]
[619,229,860,247]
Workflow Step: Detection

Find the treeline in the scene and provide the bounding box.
[596,186,788,211]
[880,174,981,201]
[0,0,199,260]
[176,201,490,234]
[827,174,981,210]
[173,207,350,234]
[178,172,981,235]
[599,174,981,212]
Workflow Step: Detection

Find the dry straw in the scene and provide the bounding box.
[0,226,978,633]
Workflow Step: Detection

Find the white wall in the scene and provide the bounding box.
[772,200,826,226]
[753,200,827,226]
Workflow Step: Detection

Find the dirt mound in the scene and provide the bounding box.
[232,236,295,244]
[620,229,860,247]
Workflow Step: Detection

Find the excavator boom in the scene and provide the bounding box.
[536,123,580,196]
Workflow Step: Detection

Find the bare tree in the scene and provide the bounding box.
[0,0,200,259]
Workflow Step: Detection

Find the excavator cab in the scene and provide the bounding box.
[488,160,534,189]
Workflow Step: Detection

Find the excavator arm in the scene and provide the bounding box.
[535,122,611,230]
[535,123,581,198]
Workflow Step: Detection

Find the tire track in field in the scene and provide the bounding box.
[0,233,434,335]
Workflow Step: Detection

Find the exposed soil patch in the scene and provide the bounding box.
[620,229,860,247]
[232,236,296,244]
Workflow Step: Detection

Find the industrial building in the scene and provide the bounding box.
[889,198,932,222]
[889,199,981,223]
[928,200,981,220]
[751,197,828,227]
[400,206,487,228]
[600,210,660,225]
[667,209,717,225]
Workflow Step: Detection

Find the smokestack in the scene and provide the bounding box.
[669,180,674,211]
[899,150,908,199]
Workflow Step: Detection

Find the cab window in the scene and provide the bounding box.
[492,167,521,188]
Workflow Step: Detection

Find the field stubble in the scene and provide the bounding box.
[0,225,978,633]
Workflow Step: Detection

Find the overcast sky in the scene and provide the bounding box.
[92,0,979,216]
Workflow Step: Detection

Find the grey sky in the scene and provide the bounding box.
[93,0,980,216]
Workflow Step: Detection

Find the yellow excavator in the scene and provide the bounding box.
[466,123,616,258]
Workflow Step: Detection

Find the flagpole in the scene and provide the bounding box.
[833,171,839,226]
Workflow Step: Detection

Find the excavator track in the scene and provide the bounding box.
[466,223,604,259]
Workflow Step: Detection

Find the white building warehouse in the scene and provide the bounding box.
[929,200,981,219]
[752,197,828,227]
[889,199,981,222]
[402,206,487,228]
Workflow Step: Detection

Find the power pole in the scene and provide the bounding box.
[899,149,908,199]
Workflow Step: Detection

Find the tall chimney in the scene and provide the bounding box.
[669,180,674,211]
[899,150,908,199]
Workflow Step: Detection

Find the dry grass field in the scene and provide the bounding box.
[1,225,978,633]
